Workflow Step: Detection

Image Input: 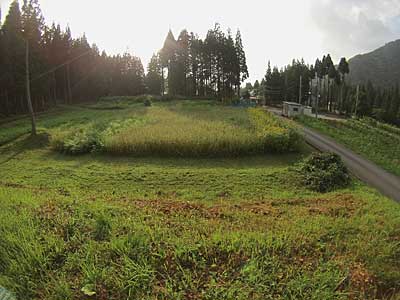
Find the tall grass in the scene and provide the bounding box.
[104,107,259,157]
[297,115,400,176]
[49,102,304,157]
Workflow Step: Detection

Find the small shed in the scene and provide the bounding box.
[282,102,303,118]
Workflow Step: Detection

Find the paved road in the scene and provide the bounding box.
[303,126,400,203]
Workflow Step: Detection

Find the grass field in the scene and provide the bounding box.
[297,116,400,176]
[48,99,303,157]
[0,100,399,299]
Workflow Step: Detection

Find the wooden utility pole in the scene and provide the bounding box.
[354,84,360,116]
[299,75,302,104]
[284,73,288,102]
[66,63,72,104]
[53,71,57,105]
[25,39,37,136]
[315,77,319,119]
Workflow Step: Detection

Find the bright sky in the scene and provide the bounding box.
[1,0,399,83]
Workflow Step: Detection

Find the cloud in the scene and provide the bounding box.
[310,0,400,60]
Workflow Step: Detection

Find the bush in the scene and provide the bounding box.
[144,98,152,107]
[299,152,351,192]
[50,125,104,155]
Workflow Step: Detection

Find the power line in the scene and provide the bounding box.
[31,50,92,82]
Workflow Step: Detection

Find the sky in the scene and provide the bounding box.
[1,0,399,83]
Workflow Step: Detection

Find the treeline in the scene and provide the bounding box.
[0,0,141,117]
[146,24,249,100]
[0,1,249,117]
[255,54,400,125]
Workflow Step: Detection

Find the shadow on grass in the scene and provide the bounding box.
[38,147,313,170]
[0,132,50,165]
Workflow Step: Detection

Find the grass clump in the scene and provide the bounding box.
[299,152,351,192]
[50,124,105,155]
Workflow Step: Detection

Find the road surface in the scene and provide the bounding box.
[303,126,400,203]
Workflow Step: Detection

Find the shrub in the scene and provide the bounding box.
[299,152,351,192]
[50,125,104,155]
[144,98,152,107]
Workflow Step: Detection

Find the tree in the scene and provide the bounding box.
[234,29,248,98]
[356,85,372,117]
[1,0,25,116]
[338,57,349,81]
[176,29,190,95]
[146,53,162,95]
[160,29,177,95]
[253,80,260,97]
[338,57,350,112]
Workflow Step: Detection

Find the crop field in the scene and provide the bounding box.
[0,99,399,300]
[297,116,400,176]
[47,99,303,157]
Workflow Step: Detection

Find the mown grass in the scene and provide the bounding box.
[297,116,400,176]
[0,100,399,299]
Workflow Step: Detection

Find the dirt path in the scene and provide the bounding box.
[303,126,400,203]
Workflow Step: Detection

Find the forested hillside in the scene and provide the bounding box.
[348,39,400,88]
[0,0,248,117]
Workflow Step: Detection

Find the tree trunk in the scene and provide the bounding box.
[25,40,37,136]
[4,89,9,116]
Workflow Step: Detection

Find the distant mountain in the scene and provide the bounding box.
[348,39,400,88]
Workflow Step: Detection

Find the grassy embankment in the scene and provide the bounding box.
[297,116,400,176]
[0,99,399,300]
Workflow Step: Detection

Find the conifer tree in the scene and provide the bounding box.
[176,29,190,95]
[146,53,162,95]
[1,0,24,115]
[235,29,248,98]
[160,29,177,95]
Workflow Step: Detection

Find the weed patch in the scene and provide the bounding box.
[298,152,351,192]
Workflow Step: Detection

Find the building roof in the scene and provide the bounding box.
[283,102,302,106]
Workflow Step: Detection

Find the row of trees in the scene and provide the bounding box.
[259,55,400,125]
[348,82,400,125]
[0,0,146,117]
[146,24,249,100]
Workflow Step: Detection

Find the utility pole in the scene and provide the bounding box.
[66,63,72,104]
[299,75,302,104]
[354,84,360,116]
[284,73,288,102]
[25,39,37,136]
[315,76,319,119]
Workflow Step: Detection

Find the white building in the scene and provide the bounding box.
[282,102,303,118]
[282,102,313,118]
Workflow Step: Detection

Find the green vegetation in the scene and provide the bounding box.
[0,101,399,299]
[297,116,400,176]
[0,0,249,118]
[349,39,400,89]
[299,152,351,193]
[263,52,400,126]
[48,100,303,157]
